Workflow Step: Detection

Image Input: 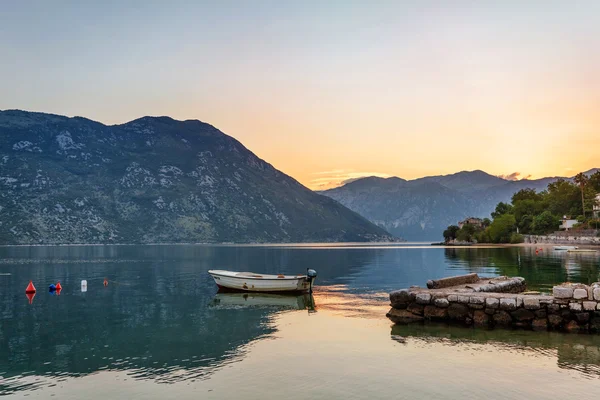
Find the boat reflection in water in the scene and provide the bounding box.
[391,323,600,378]
[212,292,316,312]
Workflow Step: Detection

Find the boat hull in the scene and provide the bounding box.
[209,270,312,293]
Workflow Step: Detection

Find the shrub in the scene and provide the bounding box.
[509,233,524,244]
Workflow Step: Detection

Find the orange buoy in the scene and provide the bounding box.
[56,282,62,290]
[26,292,36,304]
[103,278,108,287]
[25,280,36,293]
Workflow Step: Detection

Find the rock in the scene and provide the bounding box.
[447,303,470,321]
[583,301,597,311]
[407,303,424,315]
[594,288,600,301]
[523,298,540,310]
[547,304,560,313]
[575,313,590,323]
[457,295,470,304]
[560,309,574,321]
[574,288,588,300]
[424,305,448,319]
[548,314,563,328]
[553,286,574,299]
[484,308,496,315]
[493,311,513,326]
[426,273,479,289]
[511,308,535,322]
[433,298,450,308]
[468,304,484,309]
[590,318,600,332]
[531,318,548,331]
[485,297,499,309]
[448,295,458,302]
[499,298,517,311]
[415,293,431,305]
[565,320,582,332]
[473,310,490,327]
[469,296,485,305]
[539,297,554,305]
[569,302,583,311]
[390,289,413,308]
[387,308,424,324]
[516,297,523,308]
[534,309,547,318]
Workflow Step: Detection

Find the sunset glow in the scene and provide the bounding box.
[1,1,598,189]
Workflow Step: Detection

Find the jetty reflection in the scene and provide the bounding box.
[212,292,316,311]
[391,323,600,378]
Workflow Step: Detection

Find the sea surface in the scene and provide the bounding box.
[1,243,600,399]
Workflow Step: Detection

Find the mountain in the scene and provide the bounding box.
[0,110,395,244]
[320,169,596,241]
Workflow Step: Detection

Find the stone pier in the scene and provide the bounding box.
[387,274,600,333]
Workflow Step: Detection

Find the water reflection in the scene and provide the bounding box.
[391,323,600,378]
[211,293,316,312]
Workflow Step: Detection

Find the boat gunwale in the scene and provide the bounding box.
[208,270,307,281]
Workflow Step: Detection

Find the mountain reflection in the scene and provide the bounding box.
[391,323,600,378]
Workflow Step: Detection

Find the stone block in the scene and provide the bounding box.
[386,308,424,324]
[548,314,563,328]
[415,293,431,304]
[434,298,450,308]
[424,305,448,319]
[473,310,490,327]
[583,301,597,311]
[407,303,424,315]
[590,318,600,333]
[468,304,484,309]
[484,308,496,315]
[511,308,535,322]
[426,273,479,289]
[516,297,523,308]
[569,302,583,311]
[447,303,470,321]
[553,286,573,299]
[390,289,413,307]
[532,318,548,331]
[499,298,517,311]
[457,295,470,304]
[574,288,588,300]
[534,309,547,318]
[566,320,582,332]
[469,296,485,305]
[485,297,499,309]
[575,312,590,323]
[539,297,554,305]
[493,311,512,326]
[523,298,540,310]
[447,295,458,302]
[547,304,560,313]
[593,288,600,301]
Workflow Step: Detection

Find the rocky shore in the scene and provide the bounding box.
[387,274,600,333]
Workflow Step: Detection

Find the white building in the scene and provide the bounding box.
[559,217,578,231]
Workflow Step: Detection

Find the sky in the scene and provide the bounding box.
[1,1,599,189]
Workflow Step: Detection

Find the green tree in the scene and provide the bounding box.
[546,179,580,217]
[589,171,600,192]
[482,218,491,228]
[531,211,559,235]
[488,214,516,243]
[443,225,460,243]
[574,172,589,218]
[456,224,477,242]
[491,202,513,219]
[511,188,543,203]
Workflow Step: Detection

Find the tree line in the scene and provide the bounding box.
[443,171,600,244]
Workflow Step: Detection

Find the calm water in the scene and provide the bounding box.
[1,243,600,398]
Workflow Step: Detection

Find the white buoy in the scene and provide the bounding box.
[81,280,87,292]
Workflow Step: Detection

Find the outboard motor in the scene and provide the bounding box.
[306,269,317,293]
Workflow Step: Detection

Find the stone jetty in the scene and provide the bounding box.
[387,274,600,333]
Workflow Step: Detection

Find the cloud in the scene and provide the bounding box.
[497,172,531,181]
[309,170,392,190]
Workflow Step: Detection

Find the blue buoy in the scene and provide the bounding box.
[48,284,56,292]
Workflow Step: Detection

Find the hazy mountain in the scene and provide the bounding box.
[0,110,395,244]
[320,169,596,241]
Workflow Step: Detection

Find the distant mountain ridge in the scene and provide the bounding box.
[0,109,395,244]
[320,169,599,241]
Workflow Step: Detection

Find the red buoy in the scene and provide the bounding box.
[56,287,62,296]
[56,282,62,290]
[26,292,35,304]
[25,281,36,293]
[103,278,108,287]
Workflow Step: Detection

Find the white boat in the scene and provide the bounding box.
[208,269,317,293]
[554,246,578,250]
